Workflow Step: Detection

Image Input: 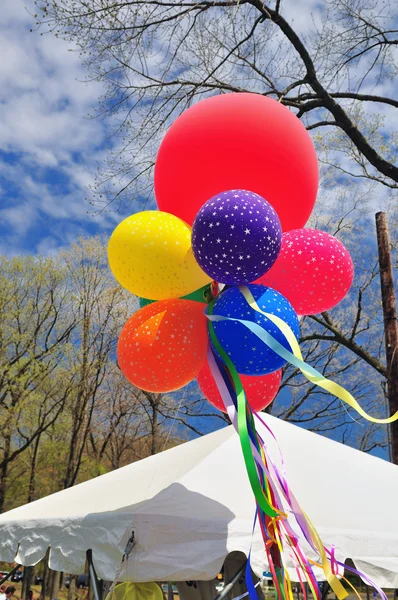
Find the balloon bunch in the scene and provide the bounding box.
[108,93,397,600]
[108,210,213,393]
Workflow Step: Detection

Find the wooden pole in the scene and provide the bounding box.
[375,212,398,464]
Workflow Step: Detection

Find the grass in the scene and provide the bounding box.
[9,581,89,600]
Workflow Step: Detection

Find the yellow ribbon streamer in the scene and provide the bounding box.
[303,509,348,599]
[209,284,394,599]
[236,284,398,598]
[240,285,398,425]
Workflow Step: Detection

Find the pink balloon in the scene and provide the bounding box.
[197,360,281,413]
[255,229,354,315]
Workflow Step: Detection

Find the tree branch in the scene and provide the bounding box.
[309,313,387,376]
[248,0,398,184]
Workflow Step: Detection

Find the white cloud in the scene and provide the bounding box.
[0,0,113,254]
[36,235,65,256]
[0,0,396,258]
[0,200,37,237]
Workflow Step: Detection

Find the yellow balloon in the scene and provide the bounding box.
[108,211,211,300]
[105,583,163,600]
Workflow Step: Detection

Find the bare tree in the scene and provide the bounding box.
[57,237,136,488]
[30,1,398,453]
[88,367,144,470]
[273,200,398,449]
[33,0,398,210]
[0,255,77,512]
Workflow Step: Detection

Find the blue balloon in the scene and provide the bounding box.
[209,284,299,375]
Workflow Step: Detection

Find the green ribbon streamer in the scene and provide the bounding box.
[207,301,278,518]
[140,283,212,308]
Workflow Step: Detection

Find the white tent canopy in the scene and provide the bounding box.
[0,414,398,587]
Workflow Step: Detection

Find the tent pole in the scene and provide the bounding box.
[0,565,21,586]
[167,582,174,600]
[87,549,101,600]
[213,564,246,600]
[321,582,330,600]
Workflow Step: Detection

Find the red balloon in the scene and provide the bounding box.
[197,360,281,413]
[118,299,208,393]
[154,93,318,231]
[255,229,354,315]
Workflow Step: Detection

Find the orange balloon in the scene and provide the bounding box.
[118,299,208,393]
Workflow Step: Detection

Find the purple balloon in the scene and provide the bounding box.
[192,190,282,285]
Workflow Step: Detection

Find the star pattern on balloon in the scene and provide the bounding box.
[118,299,208,392]
[210,285,300,375]
[108,93,388,600]
[108,211,211,301]
[256,229,354,315]
[192,190,282,285]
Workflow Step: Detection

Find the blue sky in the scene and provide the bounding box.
[0,0,396,258]
[0,0,396,257]
[0,0,121,256]
[0,0,396,458]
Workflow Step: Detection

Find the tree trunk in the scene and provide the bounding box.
[22,566,35,600]
[22,569,26,600]
[375,212,398,464]
[50,572,60,600]
[41,551,50,600]
[102,582,111,600]
[47,571,55,600]
[67,576,77,600]
[28,433,42,503]
[0,432,11,512]
[21,436,40,600]
[63,315,90,489]
[151,401,158,455]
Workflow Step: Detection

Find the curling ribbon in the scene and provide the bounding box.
[206,316,345,599]
[207,345,295,600]
[206,291,390,600]
[207,285,398,425]
[207,306,280,518]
